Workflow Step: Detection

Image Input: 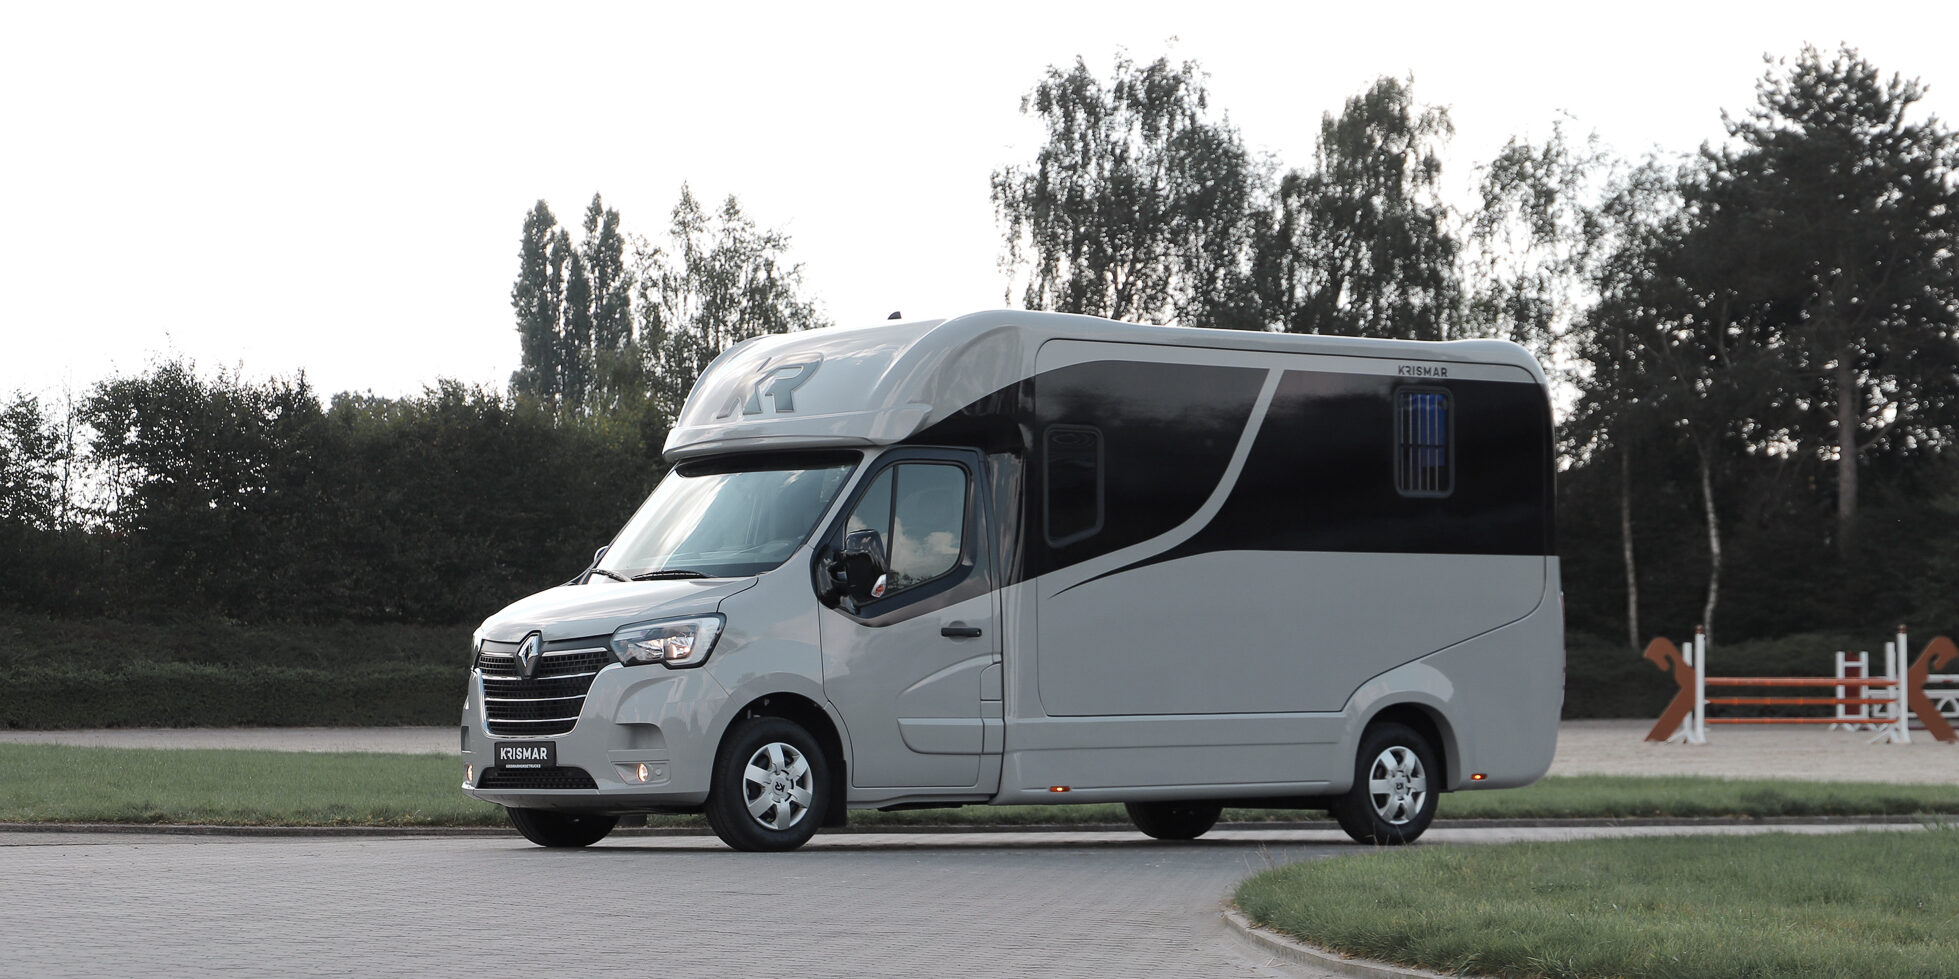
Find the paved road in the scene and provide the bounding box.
[0,824,1927,979]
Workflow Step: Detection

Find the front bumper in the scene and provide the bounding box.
[460,660,729,811]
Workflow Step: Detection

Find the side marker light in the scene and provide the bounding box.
[1471,773,1487,781]
[1048,786,1070,793]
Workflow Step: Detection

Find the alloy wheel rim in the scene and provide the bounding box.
[741,741,813,831]
[1365,745,1428,825]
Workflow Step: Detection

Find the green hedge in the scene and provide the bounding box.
[4,608,1920,728]
[0,662,464,729]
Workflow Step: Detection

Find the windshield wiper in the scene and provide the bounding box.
[631,570,711,581]
[587,568,629,583]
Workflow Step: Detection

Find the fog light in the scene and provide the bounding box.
[636,763,649,783]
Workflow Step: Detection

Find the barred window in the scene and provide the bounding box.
[1395,389,1452,497]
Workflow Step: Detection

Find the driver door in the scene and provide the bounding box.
[816,448,1000,790]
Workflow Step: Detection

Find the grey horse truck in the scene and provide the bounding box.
[461,310,1563,850]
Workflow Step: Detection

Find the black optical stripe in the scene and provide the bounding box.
[908,360,1554,587]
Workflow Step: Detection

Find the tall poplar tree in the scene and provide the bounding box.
[509,201,563,402]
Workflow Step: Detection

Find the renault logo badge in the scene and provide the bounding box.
[516,633,542,678]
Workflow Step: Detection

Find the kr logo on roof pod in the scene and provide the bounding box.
[715,354,823,418]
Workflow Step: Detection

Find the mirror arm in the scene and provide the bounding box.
[815,547,847,607]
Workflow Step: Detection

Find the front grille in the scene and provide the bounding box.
[476,766,598,790]
[477,640,610,736]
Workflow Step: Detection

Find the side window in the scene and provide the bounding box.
[1394,388,1452,497]
[1044,425,1103,547]
[845,462,969,598]
[847,468,894,540]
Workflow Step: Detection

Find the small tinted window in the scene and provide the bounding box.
[1395,388,1452,497]
[844,462,969,598]
[1044,425,1103,547]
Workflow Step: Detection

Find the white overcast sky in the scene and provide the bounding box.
[2,1,1953,401]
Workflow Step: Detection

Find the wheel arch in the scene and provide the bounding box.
[1361,702,1456,792]
[724,691,850,827]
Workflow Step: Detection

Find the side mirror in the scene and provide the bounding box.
[839,529,889,604]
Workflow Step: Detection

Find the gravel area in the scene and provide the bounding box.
[1551,718,1956,785]
[4,718,1952,783]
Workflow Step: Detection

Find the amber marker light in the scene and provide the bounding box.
[1471,773,1488,781]
[1048,786,1070,793]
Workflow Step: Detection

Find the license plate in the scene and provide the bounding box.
[494,741,556,769]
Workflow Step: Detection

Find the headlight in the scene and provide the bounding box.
[609,615,725,668]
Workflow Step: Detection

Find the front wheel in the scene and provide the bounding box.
[704,716,832,852]
[506,807,618,848]
[1125,801,1223,840]
[1330,722,1438,845]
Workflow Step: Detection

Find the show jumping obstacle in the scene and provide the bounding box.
[1643,626,1958,744]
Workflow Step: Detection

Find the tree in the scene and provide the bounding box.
[510,189,817,421]
[583,195,633,356]
[992,53,1262,328]
[0,394,64,531]
[1530,143,1663,649]
[1255,76,1458,339]
[1465,120,1612,360]
[1702,46,1959,552]
[82,362,332,616]
[560,242,594,410]
[509,201,564,403]
[637,186,828,423]
[510,195,636,413]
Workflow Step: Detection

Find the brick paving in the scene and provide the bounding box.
[1,824,1930,979]
[0,831,1333,978]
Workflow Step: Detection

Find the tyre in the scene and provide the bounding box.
[1124,801,1223,841]
[704,716,831,852]
[1329,722,1438,845]
[506,807,618,848]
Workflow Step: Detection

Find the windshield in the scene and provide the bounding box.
[595,452,859,580]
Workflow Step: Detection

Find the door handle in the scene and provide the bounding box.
[941,625,983,639]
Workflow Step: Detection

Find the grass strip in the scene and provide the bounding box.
[1,744,1954,827]
[1435,774,1959,819]
[1235,828,1959,979]
[0,743,508,827]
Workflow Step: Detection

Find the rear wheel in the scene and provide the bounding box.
[705,716,831,852]
[1125,801,1223,841]
[1330,722,1438,845]
[506,807,618,848]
